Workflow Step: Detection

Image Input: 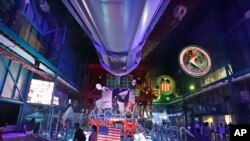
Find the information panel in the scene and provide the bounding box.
[27,79,54,105]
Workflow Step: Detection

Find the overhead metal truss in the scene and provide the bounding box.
[0,22,79,93]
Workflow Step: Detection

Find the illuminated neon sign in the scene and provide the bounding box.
[179,45,211,77]
[156,75,175,95]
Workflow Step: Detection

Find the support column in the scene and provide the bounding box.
[0,55,10,96]
[225,65,237,123]
[0,56,24,101]
[16,71,33,131]
[48,75,58,139]
[10,64,22,99]
[183,97,188,128]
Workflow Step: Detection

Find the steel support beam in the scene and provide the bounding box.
[0,22,79,92]
[0,55,24,102]
[10,63,22,99]
[48,75,58,134]
[0,55,10,96]
[0,22,57,72]
[0,46,52,80]
[183,97,188,128]
[16,72,33,131]
[0,97,23,104]
[225,64,238,123]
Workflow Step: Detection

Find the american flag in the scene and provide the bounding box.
[98,126,121,141]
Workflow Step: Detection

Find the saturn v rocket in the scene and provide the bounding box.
[62,0,170,76]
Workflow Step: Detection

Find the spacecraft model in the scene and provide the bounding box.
[62,0,170,76]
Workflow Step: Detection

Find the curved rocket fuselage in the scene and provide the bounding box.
[62,0,170,75]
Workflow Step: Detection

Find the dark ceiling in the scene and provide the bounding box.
[142,0,250,94]
[143,0,248,74]
[141,0,250,90]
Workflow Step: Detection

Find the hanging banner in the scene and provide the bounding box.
[179,45,211,77]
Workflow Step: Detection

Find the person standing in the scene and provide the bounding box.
[210,123,215,132]
[73,123,86,141]
[194,121,201,135]
[26,118,35,136]
[210,123,215,141]
[88,125,98,141]
[0,123,4,141]
[203,122,212,141]
[64,118,70,141]
[227,122,232,140]
[219,123,226,141]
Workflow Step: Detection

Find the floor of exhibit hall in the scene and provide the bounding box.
[2,133,49,141]
[1,132,231,141]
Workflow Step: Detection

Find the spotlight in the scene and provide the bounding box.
[244,9,250,19]
[96,83,102,90]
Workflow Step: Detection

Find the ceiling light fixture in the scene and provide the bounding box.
[96,83,102,90]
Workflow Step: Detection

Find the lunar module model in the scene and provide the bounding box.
[88,86,139,136]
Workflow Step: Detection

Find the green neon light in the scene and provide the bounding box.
[153,94,161,102]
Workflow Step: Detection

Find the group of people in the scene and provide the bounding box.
[149,121,232,141]
[191,121,232,141]
[151,123,181,141]
[73,123,98,141]
[24,118,98,141]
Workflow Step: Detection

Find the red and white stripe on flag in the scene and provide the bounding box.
[98,127,121,141]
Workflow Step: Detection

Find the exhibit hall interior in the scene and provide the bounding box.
[0,0,250,141]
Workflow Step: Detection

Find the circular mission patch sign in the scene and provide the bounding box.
[179,45,211,77]
[156,75,175,95]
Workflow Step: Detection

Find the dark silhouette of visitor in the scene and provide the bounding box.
[202,122,212,141]
[88,125,98,141]
[0,122,5,141]
[219,123,226,141]
[74,123,86,141]
[27,118,35,136]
